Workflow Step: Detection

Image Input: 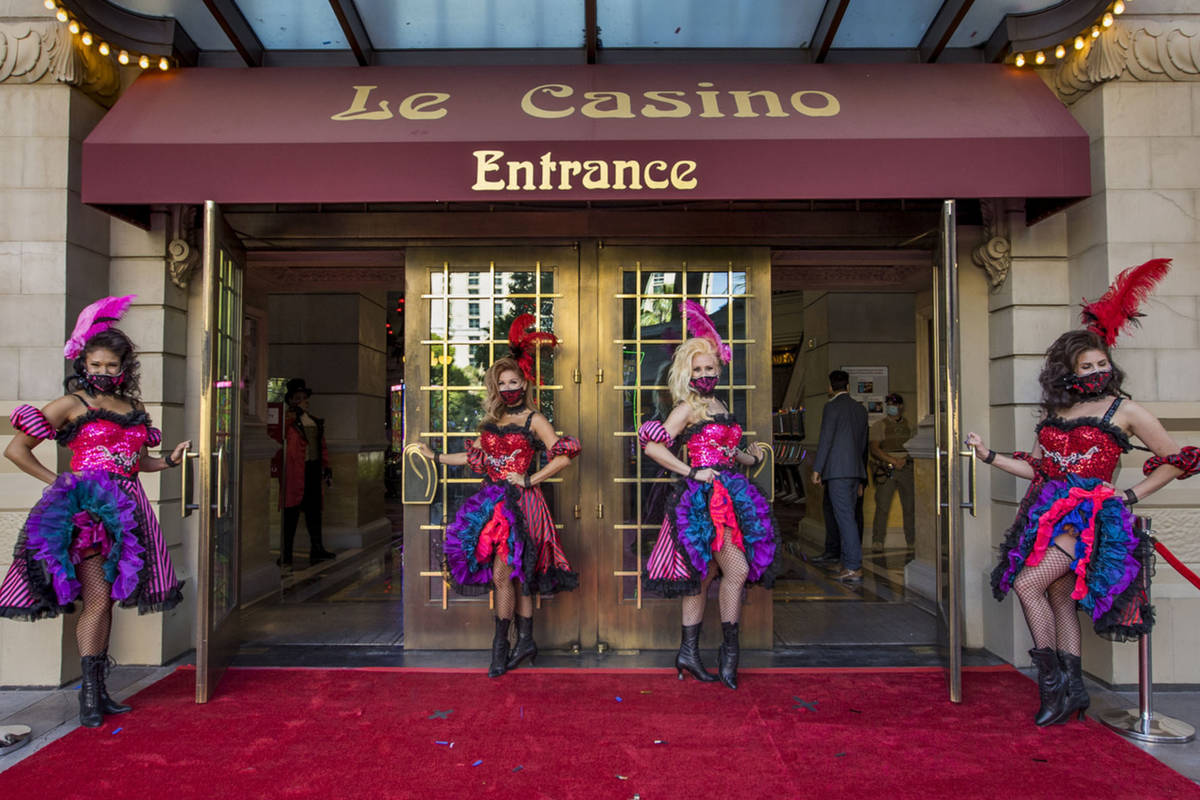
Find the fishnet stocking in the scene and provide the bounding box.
[75,555,113,657]
[680,530,750,625]
[1013,545,1077,652]
[492,555,515,620]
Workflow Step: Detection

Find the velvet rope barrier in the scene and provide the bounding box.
[1154,540,1200,592]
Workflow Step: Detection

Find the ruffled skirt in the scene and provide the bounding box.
[644,470,779,598]
[442,481,578,597]
[990,474,1152,640]
[0,471,184,621]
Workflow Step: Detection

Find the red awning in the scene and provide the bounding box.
[82,62,1089,205]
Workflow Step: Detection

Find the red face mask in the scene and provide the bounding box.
[500,388,525,407]
[1063,370,1113,398]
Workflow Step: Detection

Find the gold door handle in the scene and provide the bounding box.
[215,446,225,519]
[595,368,604,384]
[961,448,977,518]
[595,503,604,519]
[574,504,582,520]
[180,447,201,518]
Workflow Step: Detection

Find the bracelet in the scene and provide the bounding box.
[687,467,699,480]
[982,450,996,464]
[163,451,179,468]
[432,452,441,465]
[523,475,533,489]
[1124,488,1139,506]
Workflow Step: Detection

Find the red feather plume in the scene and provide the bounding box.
[1080,258,1172,346]
[507,313,558,382]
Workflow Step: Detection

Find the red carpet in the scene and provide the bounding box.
[2,666,1197,800]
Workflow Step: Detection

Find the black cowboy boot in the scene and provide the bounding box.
[718,622,741,690]
[1048,651,1090,724]
[506,615,538,671]
[78,656,104,728]
[675,623,717,682]
[489,617,511,678]
[96,651,131,715]
[1029,647,1066,726]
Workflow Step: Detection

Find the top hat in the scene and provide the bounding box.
[285,377,313,402]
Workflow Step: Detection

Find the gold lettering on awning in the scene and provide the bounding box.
[472,150,698,192]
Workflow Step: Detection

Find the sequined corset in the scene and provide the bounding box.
[682,414,743,469]
[476,424,537,483]
[1036,416,1131,482]
[59,410,150,478]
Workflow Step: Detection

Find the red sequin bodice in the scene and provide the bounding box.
[64,413,150,477]
[475,425,537,482]
[1036,416,1130,482]
[683,415,743,469]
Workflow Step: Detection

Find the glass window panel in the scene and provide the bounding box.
[236,0,347,49]
[356,0,584,49]
[599,0,820,48]
[948,0,1051,49]
[831,0,944,48]
[731,297,747,340]
[643,271,680,296]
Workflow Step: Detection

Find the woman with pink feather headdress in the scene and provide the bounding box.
[966,259,1199,727]
[637,300,780,690]
[0,296,188,728]
[414,314,581,678]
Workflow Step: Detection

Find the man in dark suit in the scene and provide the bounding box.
[811,370,869,583]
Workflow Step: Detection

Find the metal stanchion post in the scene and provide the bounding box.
[1098,517,1196,744]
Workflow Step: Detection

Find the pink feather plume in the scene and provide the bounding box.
[680,299,731,363]
[63,295,136,359]
[1080,259,1171,347]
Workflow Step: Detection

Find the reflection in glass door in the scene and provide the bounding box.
[595,247,773,651]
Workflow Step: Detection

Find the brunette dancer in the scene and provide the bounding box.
[638,301,779,689]
[1,296,187,727]
[416,316,580,677]
[967,259,1198,726]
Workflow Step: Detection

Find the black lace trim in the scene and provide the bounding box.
[1037,414,1133,453]
[531,566,579,596]
[56,408,152,446]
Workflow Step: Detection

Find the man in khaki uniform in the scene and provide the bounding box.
[869,392,914,555]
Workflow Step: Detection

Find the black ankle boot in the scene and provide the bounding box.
[1029,647,1066,726]
[96,652,131,715]
[718,622,740,690]
[1047,651,1090,724]
[79,656,104,728]
[489,617,511,678]
[675,623,717,682]
[506,615,538,671]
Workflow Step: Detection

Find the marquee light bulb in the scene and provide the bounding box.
[138,54,150,69]
[55,8,67,22]
[81,31,92,46]
[67,19,79,34]
[1035,51,1046,64]
[44,0,55,9]
[1014,53,1026,67]
[1113,1,1125,14]
[118,49,129,64]
[1055,44,1066,59]
[1102,12,1114,27]
[1092,25,1101,38]
[158,57,170,71]
[98,42,110,55]
[1074,35,1085,50]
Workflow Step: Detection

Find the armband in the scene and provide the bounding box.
[10,405,55,441]
[637,420,674,449]
[1142,446,1200,480]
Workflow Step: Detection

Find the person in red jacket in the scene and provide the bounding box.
[275,378,336,570]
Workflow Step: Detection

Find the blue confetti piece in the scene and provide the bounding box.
[472,759,483,767]
[111,727,122,735]
[428,709,453,719]
[435,740,449,745]
[615,696,622,702]
[512,765,524,772]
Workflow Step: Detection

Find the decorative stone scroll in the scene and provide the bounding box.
[1054,21,1200,103]
[0,20,120,105]
[971,199,1011,292]
[167,205,200,289]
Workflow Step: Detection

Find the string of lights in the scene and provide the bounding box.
[46,0,173,71]
[1011,0,1127,68]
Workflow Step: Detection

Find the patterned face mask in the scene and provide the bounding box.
[689,376,719,396]
[499,388,525,407]
[1063,370,1113,398]
[84,371,125,395]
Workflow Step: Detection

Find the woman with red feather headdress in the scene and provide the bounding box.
[0,296,188,728]
[415,314,580,678]
[966,259,1199,727]
[636,301,780,690]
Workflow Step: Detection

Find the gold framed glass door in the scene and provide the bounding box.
[402,246,583,649]
[594,246,773,651]
[933,200,969,703]
[195,201,245,703]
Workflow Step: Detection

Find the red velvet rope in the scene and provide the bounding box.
[1154,540,1200,592]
